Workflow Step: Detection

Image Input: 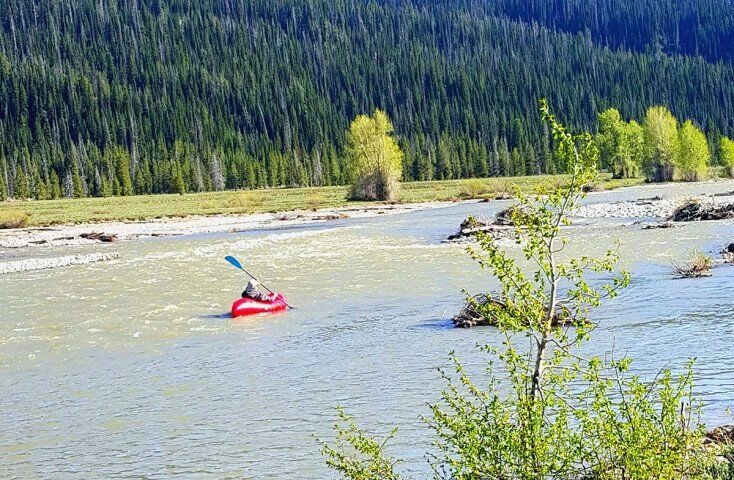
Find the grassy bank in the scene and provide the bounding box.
[0,174,642,227]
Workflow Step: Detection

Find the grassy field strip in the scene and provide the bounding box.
[0,175,642,227]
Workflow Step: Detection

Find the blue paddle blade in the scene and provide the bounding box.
[225,256,243,270]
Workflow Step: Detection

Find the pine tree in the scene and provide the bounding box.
[172,161,186,195]
[49,170,62,199]
[0,160,7,201]
[13,167,29,199]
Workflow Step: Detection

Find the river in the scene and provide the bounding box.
[2,182,734,478]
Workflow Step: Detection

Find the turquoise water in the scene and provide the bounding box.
[2,182,734,478]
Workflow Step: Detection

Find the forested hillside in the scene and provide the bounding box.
[487,0,734,63]
[1,0,734,199]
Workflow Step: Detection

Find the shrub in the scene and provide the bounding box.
[306,193,328,211]
[226,191,266,210]
[0,210,29,229]
[458,179,487,199]
[673,250,714,278]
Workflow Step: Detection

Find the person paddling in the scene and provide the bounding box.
[242,278,269,302]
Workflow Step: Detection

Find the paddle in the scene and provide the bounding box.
[225,256,295,309]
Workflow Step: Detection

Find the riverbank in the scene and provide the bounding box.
[0,201,453,252]
[445,179,734,242]
[0,174,640,228]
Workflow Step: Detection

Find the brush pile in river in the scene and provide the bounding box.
[446,208,517,242]
[452,294,575,328]
[671,200,734,222]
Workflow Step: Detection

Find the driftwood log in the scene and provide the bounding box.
[80,232,118,243]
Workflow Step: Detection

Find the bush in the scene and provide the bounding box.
[0,210,29,229]
[458,179,487,198]
[226,191,266,210]
[306,193,328,211]
[673,250,714,278]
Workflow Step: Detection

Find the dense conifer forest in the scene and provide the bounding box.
[1,0,734,199]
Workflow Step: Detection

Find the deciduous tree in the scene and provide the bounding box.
[346,110,404,201]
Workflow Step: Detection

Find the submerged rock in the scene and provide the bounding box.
[671,200,734,222]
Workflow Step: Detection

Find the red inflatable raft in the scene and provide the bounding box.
[231,293,288,318]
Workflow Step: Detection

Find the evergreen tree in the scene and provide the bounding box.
[0,160,7,201]
[72,168,85,198]
[172,162,186,195]
[0,0,732,194]
[49,170,62,199]
[13,167,29,199]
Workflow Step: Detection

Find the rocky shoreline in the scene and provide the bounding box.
[0,202,458,274]
[446,189,734,242]
[0,201,455,250]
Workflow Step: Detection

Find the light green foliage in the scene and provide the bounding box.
[677,121,710,181]
[721,137,734,177]
[346,110,404,201]
[0,209,29,228]
[643,106,680,182]
[317,408,402,480]
[596,109,644,178]
[321,101,714,479]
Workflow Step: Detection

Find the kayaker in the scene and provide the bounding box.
[242,278,269,301]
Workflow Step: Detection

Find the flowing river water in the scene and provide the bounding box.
[2,182,734,478]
